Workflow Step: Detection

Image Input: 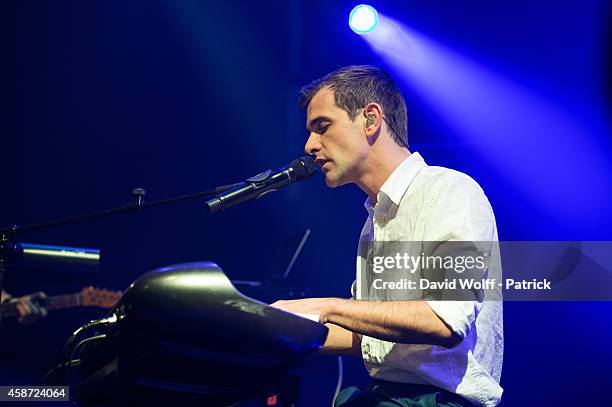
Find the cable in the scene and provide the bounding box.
[58,314,118,363]
[68,334,108,362]
[331,356,344,407]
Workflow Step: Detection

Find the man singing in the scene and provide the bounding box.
[272,65,503,407]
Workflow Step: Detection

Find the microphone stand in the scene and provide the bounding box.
[0,182,241,330]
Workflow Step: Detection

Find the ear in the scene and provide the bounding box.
[363,103,383,137]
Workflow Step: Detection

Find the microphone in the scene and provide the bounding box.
[205,156,317,213]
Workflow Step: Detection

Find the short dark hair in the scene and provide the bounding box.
[299,65,408,148]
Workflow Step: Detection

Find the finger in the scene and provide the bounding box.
[18,302,34,317]
[30,292,45,303]
[16,302,27,316]
[30,298,48,317]
[31,303,43,316]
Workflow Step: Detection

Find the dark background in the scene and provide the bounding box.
[3,0,612,405]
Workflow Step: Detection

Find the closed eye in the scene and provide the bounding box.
[316,122,330,134]
[307,116,333,135]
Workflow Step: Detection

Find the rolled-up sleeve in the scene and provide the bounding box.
[422,173,497,339]
[426,300,478,339]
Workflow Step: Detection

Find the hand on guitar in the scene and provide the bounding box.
[6,292,48,325]
[1,287,122,324]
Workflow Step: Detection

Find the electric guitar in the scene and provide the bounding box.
[0,287,122,319]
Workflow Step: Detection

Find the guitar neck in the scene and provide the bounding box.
[45,293,82,310]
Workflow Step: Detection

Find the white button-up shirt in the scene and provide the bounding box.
[353,152,504,406]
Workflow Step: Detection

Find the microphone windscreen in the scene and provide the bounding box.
[290,156,317,181]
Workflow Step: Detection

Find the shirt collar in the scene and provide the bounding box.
[363,152,427,212]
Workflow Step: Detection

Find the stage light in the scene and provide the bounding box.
[349,5,378,34]
[357,16,612,225]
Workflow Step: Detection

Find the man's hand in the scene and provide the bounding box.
[12,292,48,324]
[270,298,339,323]
[271,298,362,355]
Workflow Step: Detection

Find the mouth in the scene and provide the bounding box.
[315,158,328,167]
[315,158,331,172]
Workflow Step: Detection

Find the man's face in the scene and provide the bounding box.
[304,87,367,187]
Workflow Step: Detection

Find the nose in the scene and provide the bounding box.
[304,132,321,156]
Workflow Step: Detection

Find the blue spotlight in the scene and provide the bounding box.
[349,4,378,34]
